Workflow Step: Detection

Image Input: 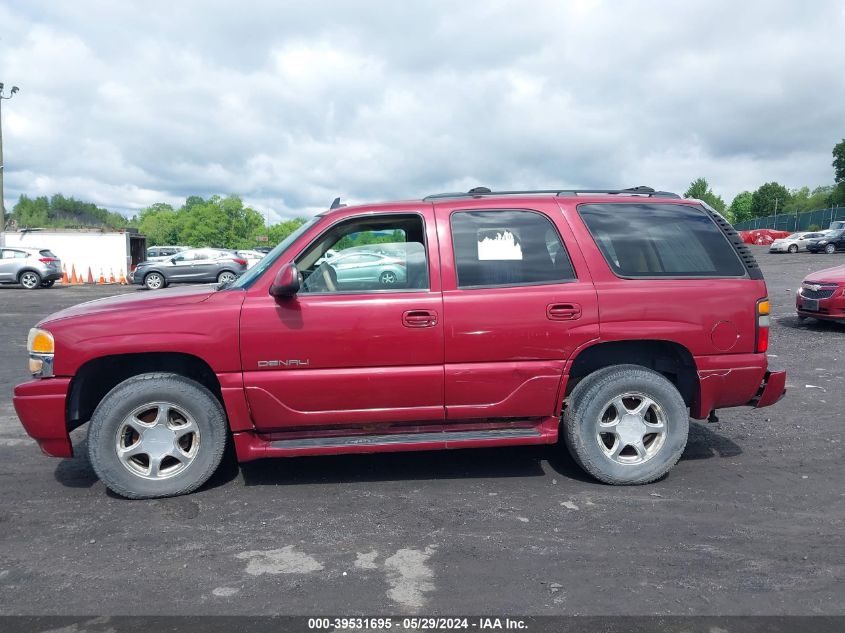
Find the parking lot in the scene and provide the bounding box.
[0,246,843,616]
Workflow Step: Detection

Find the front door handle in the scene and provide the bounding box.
[403,310,438,328]
[547,303,582,321]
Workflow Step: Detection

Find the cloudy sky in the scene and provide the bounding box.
[1,0,843,222]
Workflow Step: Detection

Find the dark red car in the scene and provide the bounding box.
[796,264,845,322]
[14,186,787,498]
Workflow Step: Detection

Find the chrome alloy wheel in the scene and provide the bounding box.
[115,402,200,479]
[595,392,667,465]
[218,271,237,284]
[145,273,164,289]
[20,272,41,289]
[379,270,397,284]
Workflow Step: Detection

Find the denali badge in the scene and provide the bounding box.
[257,359,310,368]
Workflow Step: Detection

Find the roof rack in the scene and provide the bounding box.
[423,186,680,201]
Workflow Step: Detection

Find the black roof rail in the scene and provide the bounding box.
[423,186,680,201]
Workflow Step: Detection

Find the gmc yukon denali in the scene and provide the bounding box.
[14,186,787,498]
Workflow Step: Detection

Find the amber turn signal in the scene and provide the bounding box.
[27,328,55,354]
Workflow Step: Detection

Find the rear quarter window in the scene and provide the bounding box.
[577,203,746,278]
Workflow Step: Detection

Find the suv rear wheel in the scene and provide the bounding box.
[19,271,42,290]
[87,373,228,499]
[563,365,689,485]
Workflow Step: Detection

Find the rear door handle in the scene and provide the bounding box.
[403,310,438,328]
[547,303,582,321]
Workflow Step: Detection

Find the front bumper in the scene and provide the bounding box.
[768,244,788,252]
[796,292,845,321]
[13,378,73,457]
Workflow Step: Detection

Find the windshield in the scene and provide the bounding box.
[225,217,320,290]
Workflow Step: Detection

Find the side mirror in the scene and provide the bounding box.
[269,263,301,298]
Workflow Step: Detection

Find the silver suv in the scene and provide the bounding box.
[0,247,63,289]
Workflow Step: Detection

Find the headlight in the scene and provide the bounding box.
[820,240,829,244]
[27,328,54,377]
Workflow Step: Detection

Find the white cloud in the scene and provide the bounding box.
[1,0,843,219]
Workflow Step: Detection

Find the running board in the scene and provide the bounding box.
[233,421,559,461]
[269,428,542,450]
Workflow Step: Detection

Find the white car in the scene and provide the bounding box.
[769,231,827,253]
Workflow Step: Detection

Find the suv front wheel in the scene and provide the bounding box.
[563,365,689,485]
[87,373,228,499]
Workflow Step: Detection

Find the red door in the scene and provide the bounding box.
[240,207,444,430]
[434,199,599,420]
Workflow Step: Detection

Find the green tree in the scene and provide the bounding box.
[178,195,264,249]
[728,191,753,223]
[138,203,182,245]
[684,178,726,213]
[833,139,845,185]
[750,182,791,218]
[265,218,308,245]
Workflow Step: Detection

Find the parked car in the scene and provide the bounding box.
[796,265,845,322]
[129,247,248,289]
[0,246,62,289]
[768,231,827,253]
[806,229,845,254]
[319,248,408,287]
[146,245,188,261]
[13,186,786,498]
[234,250,266,269]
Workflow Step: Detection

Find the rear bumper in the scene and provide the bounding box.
[751,369,787,408]
[691,354,786,419]
[12,378,73,458]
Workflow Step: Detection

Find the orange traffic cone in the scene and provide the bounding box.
[86,267,95,284]
[109,269,116,284]
[61,264,69,285]
[118,269,127,285]
[69,264,79,285]
[98,269,106,284]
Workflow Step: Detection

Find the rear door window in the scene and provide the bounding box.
[577,203,746,278]
[450,209,576,288]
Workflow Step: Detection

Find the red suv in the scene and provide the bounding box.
[14,186,787,498]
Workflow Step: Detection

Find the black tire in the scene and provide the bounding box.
[19,270,42,290]
[788,245,798,254]
[144,272,166,290]
[87,373,228,499]
[40,279,56,288]
[217,270,237,284]
[379,270,397,285]
[563,364,689,485]
[825,243,836,254]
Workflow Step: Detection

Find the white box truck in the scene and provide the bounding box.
[4,228,146,283]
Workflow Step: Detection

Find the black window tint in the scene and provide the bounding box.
[578,204,746,278]
[451,210,576,288]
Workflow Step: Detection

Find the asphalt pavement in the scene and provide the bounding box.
[0,248,843,615]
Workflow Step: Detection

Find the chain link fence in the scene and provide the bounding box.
[733,207,845,232]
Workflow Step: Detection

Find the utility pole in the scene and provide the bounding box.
[0,82,21,246]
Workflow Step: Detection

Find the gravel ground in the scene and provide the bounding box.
[0,248,843,616]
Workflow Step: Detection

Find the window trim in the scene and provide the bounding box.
[294,211,433,297]
[576,202,749,280]
[448,207,579,290]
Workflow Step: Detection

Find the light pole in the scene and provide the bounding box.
[0,82,21,245]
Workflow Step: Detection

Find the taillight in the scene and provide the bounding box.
[756,298,770,353]
[233,258,248,266]
[39,257,57,264]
